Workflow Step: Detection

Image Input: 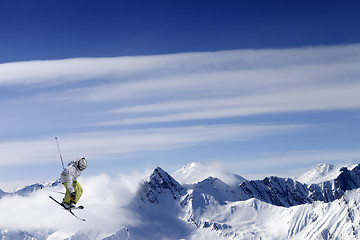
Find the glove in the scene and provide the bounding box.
[70,192,76,201]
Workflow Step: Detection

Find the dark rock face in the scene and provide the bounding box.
[238,164,360,207]
[136,167,184,204]
[238,176,312,207]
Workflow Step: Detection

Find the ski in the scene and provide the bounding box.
[67,208,86,221]
[49,196,84,210]
[49,196,86,221]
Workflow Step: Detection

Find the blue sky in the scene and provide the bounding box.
[0,0,360,190]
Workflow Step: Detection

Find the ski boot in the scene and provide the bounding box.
[61,200,76,210]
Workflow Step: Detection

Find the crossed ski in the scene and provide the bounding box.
[49,196,85,221]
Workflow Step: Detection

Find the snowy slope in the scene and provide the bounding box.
[185,188,360,240]
[2,163,360,239]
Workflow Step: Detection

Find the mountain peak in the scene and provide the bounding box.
[315,163,335,174]
[150,167,181,189]
[182,162,204,170]
[154,166,170,176]
[135,167,184,204]
[0,189,5,198]
[296,163,340,184]
[172,162,246,186]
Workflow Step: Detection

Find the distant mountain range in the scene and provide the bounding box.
[0,179,60,197]
[1,162,360,239]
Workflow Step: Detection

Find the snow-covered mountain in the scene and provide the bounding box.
[296,163,336,184]
[2,162,360,239]
[172,162,246,186]
[296,163,357,184]
[0,179,60,197]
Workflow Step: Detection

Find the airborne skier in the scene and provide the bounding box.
[60,157,88,209]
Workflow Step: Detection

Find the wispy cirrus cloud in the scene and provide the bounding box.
[1,43,358,88]
[39,58,360,104]
[18,44,357,128]
[0,44,359,184]
[0,123,306,167]
[97,82,360,126]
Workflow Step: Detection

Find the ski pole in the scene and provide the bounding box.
[40,186,66,195]
[55,137,65,170]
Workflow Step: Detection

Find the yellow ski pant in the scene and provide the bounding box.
[62,181,83,204]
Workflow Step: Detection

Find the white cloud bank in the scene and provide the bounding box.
[0,172,145,233]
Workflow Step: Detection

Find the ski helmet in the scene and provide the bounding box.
[77,157,88,171]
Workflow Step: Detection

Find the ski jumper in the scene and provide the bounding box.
[61,161,83,204]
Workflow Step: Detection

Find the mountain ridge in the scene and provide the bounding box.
[129,162,360,239]
[2,162,360,239]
